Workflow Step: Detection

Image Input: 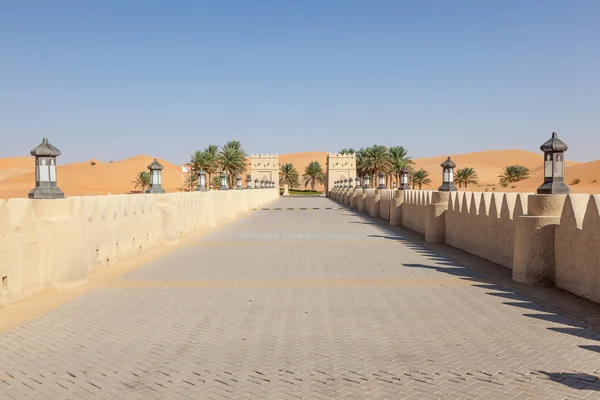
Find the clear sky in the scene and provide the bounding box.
[1,0,599,164]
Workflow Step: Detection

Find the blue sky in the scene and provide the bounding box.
[1,0,599,164]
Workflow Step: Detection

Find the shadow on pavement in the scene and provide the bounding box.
[336,201,600,357]
[537,371,600,391]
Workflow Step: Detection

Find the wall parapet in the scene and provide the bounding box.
[0,189,278,307]
[330,187,600,305]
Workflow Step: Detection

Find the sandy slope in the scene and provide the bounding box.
[0,149,598,200]
[279,152,328,191]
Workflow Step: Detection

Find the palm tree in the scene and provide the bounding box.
[388,146,413,187]
[455,167,479,188]
[279,163,300,188]
[211,175,222,190]
[184,171,198,191]
[339,148,356,155]
[218,141,247,188]
[355,145,392,187]
[132,171,150,193]
[411,169,431,190]
[191,144,219,189]
[302,161,326,190]
[499,165,531,187]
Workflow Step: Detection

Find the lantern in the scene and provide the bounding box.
[399,167,410,190]
[28,137,65,199]
[344,178,348,188]
[195,168,207,191]
[537,132,570,194]
[220,173,229,190]
[348,178,354,188]
[378,172,386,189]
[260,179,265,189]
[246,174,252,189]
[363,174,371,188]
[355,177,360,188]
[438,157,457,192]
[254,178,259,189]
[236,175,242,190]
[146,159,166,194]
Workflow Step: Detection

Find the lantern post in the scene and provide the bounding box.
[146,159,166,194]
[377,172,386,189]
[28,137,65,199]
[195,169,207,191]
[438,157,457,192]
[537,132,570,194]
[220,173,229,190]
[399,167,410,190]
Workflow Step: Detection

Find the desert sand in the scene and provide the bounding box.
[0,149,598,200]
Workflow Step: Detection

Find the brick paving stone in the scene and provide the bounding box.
[1,197,600,399]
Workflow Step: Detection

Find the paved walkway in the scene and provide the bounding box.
[1,197,600,399]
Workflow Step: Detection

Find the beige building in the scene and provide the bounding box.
[326,153,357,193]
[250,154,279,191]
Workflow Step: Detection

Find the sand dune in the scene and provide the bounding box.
[0,149,598,200]
[279,152,328,191]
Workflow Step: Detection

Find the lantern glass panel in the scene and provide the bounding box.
[158,172,162,185]
[448,169,453,183]
[39,159,50,182]
[554,153,563,178]
[544,153,552,178]
[49,159,56,182]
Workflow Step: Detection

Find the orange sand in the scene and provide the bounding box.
[0,149,598,200]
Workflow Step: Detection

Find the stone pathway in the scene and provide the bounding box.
[1,197,599,399]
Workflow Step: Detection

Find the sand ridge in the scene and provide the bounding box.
[0,149,598,199]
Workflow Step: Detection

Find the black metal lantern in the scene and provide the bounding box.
[377,172,386,189]
[246,174,252,189]
[344,178,348,188]
[260,179,265,189]
[355,177,360,188]
[254,178,259,189]
[348,178,354,188]
[399,167,410,190]
[236,175,242,190]
[146,159,166,194]
[195,168,207,191]
[537,132,570,195]
[28,137,65,199]
[363,174,371,188]
[220,172,229,190]
[438,157,457,192]
[334,180,338,188]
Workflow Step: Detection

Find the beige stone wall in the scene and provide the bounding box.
[445,192,530,269]
[250,154,279,191]
[554,194,600,303]
[330,186,600,305]
[401,190,432,235]
[0,189,278,307]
